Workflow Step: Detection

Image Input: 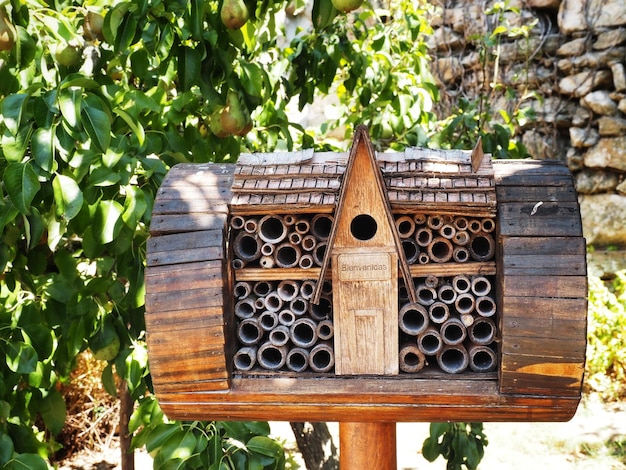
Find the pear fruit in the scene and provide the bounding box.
[220,0,249,29]
[331,0,364,13]
[83,10,104,41]
[209,91,253,137]
[0,7,17,52]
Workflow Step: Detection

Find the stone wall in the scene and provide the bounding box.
[427,0,626,248]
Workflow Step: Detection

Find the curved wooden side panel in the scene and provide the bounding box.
[494,160,587,403]
[146,163,235,394]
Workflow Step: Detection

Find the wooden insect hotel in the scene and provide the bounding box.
[145,126,587,423]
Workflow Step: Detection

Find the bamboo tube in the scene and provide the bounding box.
[311,214,334,241]
[290,296,308,316]
[440,224,456,240]
[283,214,297,226]
[289,232,302,245]
[454,216,468,231]
[258,311,279,331]
[452,275,471,294]
[475,296,497,317]
[424,275,439,288]
[233,232,261,262]
[309,342,335,373]
[257,342,287,370]
[468,219,482,234]
[301,235,317,252]
[481,218,496,233]
[455,293,476,315]
[269,325,290,347]
[468,344,497,372]
[233,347,257,371]
[415,227,433,247]
[312,241,327,266]
[309,294,332,321]
[299,254,314,269]
[398,282,410,303]
[230,215,245,230]
[460,313,474,328]
[418,327,443,356]
[259,256,275,268]
[418,252,430,264]
[442,214,453,224]
[244,217,258,234]
[401,238,420,264]
[428,301,450,324]
[453,247,470,263]
[277,280,299,302]
[234,281,252,298]
[290,317,318,348]
[416,285,437,306]
[427,215,444,230]
[414,213,427,225]
[234,298,256,319]
[395,215,416,238]
[399,302,429,336]
[295,219,311,235]
[261,243,275,256]
[399,343,426,373]
[453,230,470,246]
[471,276,492,296]
[259,214,288,244]
[300,280,316,300]
[316,319,334,341]
[468,232,496,262]
[232,259,246,269]
[278,309,296,327]
[255,297,266,310]
[275,242,301,268]
[237,318,262,345]
[437,284,457,305]
[264,292,283,312]
[253,281,272,297]
[286,347,309,372]
[440,317,467,345]
[428,236,453,263]
[437,344,469,374]
[468,317,496,345]
[321,280,333,295]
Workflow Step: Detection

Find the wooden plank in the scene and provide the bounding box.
[409,262,496,277]
[152,198,230,215]
[501,315,586,340]
[145,306,225,329]
[498,201,582,237]
[501,335,585,359]
[493,160,573,178]
[501,354,584,380]
[146,286,226,311]
[145,262,224,293]
[501,296,587,322]
[150,213,228,235]
[496,185,577,203]
[499,373,582,397]
[501,275,587,298]
[501,236,585,256]
[502,255,586,276]
[235,267,324,281]
[148,230,223,253]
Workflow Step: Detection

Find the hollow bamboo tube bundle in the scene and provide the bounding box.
[454,216,468,231]
[301,235,317,252]
[230,215,245,230]
[289,296,308,316]
[278,309,296,326]
[261,243,274,256]
[468,232,495,261]
[275,242,301,268]
[481,218,496,233]
[295,219,310,234]
[300,281,316,300]
[418,327,443,356]
[452,275,471,294]
[453,230,470,246]
[312,242,327,266]
[395,215,416,238]
[399,302,429,336]
[428,301,450,324]
[428,236,453,263]
[453,247,470,263]
[416,285,437,306]
[475,296,497,317]
[468,344,497,372]
[290,317,318,348]
[316,319,334,341]
[455,293,476,315]
[311,214,333,241]
[440,317,467,346]
[259,256,275,268]
[471,276,492,296]
[234,281,252,299]
[299,254,314,269]
[401,238,420,264]
[258,214,287,244]
[264,292,283,312]
[468,317,496,345]
[427,214,444,230]
[399,343,427,373]
[258,311,279,331]
[233,347,257,371]
[234,298,256,319]
[257,342,288,370]
[286,347,309,372]
[237,318,262,345]
[415,227,433,247]
[309,295,332,321]
[253,281,272,297]
[437,284,457,305]
[440,224,456,240]
[309,342,335,372]
[269,325,290,347]
[437,344,469,374]
[233,232,261,262]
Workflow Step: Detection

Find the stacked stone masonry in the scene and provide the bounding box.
[428,0,626,246]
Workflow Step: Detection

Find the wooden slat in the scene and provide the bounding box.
[501,334,585,359]
[496,185,577,203]
[498,201,582,237]
[501,275,587,298]
[146,262,224,293]
[146,306,225,329]
[501,293,587,321]
[150,213,228,235]
[501,236,585,256]
[146,286,226,311]
[501,315,586,341]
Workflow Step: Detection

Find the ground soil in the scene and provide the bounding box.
[58,394,626,470]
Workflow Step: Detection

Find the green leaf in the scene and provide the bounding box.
[1,93,29,135]
[53,174,83,220]
[31,127,55,172]
[0,433,14,466]
[5,341,38,374]
[114,109,145,147]
[122,185,147,228]
[93,200,124,244]
[159,429,197,462]
[58,87,82,132]
[4,453,48,470]
[0,200,19,233]
[178,46,201,92]
[40,389,66,435]
[115,12,139,53]
[81,104,111,153]
[145,423,181,454]
[4,162,41,215]
[246,436,283,460]
[1,125,34,163]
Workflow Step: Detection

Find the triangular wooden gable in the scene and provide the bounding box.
[312,125,416,304]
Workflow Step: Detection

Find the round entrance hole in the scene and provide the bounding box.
[350,214,378,241]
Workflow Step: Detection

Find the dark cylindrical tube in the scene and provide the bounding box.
[454,217,468,231]
[311,214,333,241]
[283,214,297,226]
[257,342,287,370]
[234,281,252,299]
[233,232,261,262]
[237,318,262,345]
[258,310,279,331]
[269,325,290,347]
[416,285,437,306]
[481,218,496,233]
[399,302,429,336]
[278,309,296,326]
[253,281,272,297]
[258,214,287,244]
[277,280,299,302]
[437,284,457,305]
[475,296,497,317]
[309,342,335,373]
[440,317,467,345]
[424,275,439,288]
[428,236,453,263]
[401,238,420,264]
[233,347,257,371]
[289,232,302,245]
[232,259,246,269]
[437,344,469,374]
[309,295,332,321]
[427,215,444,230]
[468,219,482,234]
[243,218,258,234]
[415,227,433,247]
[468,317,496,345]
[275,242,301,268]
[395,215,416,239]
[453,247,470,263]
[295,219,311,235]
[290,317,318,348]
[455,293,476,315]
[254,297,266,310]
[261,243,275,256]
[230,215,245,230]
[428,301,450,324]
[468,232,496,261]
[290,296,308,316]
[468,344,497,373]
[264,292,283,312]
[414,213,427,225]
[399,343,427,373]
[299,254,314,269]
[418,252,430,264]
[418,327,443,356]
[321,280,333,295]
[440,224,456,240]
[300,280,316,300]
[312,241,327,266]
[259,256,275,268]
[316,319,334,341]
[471,276,492,296]
[453,230,470,246]
[286,347,309,373]
[452,275,471,294]
[301,235,317,252]
[234,298,256,319]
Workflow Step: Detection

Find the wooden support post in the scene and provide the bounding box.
[339,422,396,470]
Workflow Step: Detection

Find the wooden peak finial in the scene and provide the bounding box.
[471,136,484,173]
